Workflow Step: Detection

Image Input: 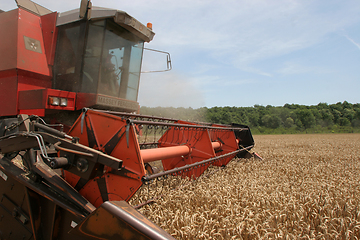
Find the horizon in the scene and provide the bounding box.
[140,100,359,109]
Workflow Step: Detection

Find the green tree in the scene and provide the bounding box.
[296,109,316,129]
[284,117,294,128]
[317,102,329,109]
[320,109,334,126]
[343,108,355,122]
[342,100,352,110]
[142,102,360,134]
[339,117,351,126]
[331,109,342,124]
[261,115,271,128]
[311,109,322,124]
[269,115,282,129]
[262,114,281,129]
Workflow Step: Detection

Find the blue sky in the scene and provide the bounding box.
[3,0,360,108]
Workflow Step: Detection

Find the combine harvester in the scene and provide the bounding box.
[0,0,255,239]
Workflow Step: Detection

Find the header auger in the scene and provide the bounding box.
[0,0,256,239]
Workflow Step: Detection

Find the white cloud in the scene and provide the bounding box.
[187,74,257,90]
[277,62,310,75]
[276,60,335,76]
[140,0,360,73]
[344,35,360,51]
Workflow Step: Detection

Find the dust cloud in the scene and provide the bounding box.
[138,71,205,109]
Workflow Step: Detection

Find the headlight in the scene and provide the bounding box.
[48,97,60,106]
[60,98,68,106]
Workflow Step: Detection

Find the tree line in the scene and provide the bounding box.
[140,101,360,134]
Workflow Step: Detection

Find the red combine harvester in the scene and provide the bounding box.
[0,0,255,239]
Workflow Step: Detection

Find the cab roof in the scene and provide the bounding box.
[56,6,155,42]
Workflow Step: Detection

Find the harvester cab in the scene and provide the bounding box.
[0,0,156,118]
[0,0,256,239]
[53,2,154,112]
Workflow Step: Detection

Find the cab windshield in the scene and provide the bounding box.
[54,19,144,102]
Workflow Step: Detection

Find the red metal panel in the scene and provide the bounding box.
[159,126,216,179]
[76,92,97,110]
[18,88,76,115]
[67,110,146,205]
[209,128,239,166]
[0,10,18,72]
[17,8,50,76]
[19,109,45,116]
[78,178,104,208]
[46,89,76,111]
[18,89,46,110]
[17,72,52,91]
[0,72,18,116]
[176,120,239,166]
[40,12,58,67]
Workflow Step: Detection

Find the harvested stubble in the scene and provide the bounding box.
[130,134,360,239]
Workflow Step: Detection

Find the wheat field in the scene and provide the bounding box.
[131,134,360,239]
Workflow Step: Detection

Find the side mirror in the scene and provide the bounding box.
[142,48,172,73]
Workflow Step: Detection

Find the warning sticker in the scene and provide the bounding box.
[71,221,78,228]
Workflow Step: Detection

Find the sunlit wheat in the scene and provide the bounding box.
[130,134,360,239]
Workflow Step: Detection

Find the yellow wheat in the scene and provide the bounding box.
[130,133,360,239]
